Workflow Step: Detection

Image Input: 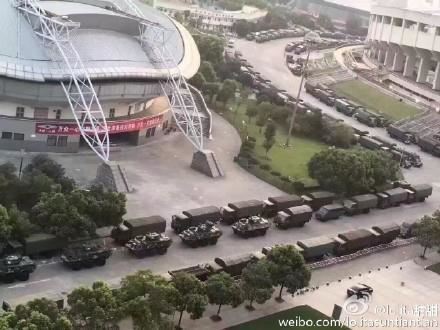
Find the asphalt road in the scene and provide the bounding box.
[2,38,440,305]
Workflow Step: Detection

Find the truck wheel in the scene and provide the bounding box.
[71,263,82,271]
[158,247,168,255]
[209,238,218,245]
[83,260,94,268]
[16,272,30,281]
[200,239,209,247]
[260,229,267,236]
[3,274,15,284]
[95,258,107,267]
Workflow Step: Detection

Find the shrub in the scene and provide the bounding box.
[259,164,271,171]
[270,171,281,177]
[247,136,257,143]
[281,176,290,182]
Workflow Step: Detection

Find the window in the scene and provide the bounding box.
[81,113,86,122]
[162,120,169,130]
[55,109,62,120]
[13,133,24,141]
[146,127,156,138]
[34,107,49,119]
[16,107,25,118]
[109,108,115,119]
[128,106,132,117]
[47,135,57,146]
[1,132,12,139]
[57,136,68,147]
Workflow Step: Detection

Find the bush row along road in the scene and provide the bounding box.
[0,39,439,306]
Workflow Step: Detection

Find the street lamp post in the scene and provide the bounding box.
[18,148,25,179]
[233,89,241,124]
[285,32,321,148]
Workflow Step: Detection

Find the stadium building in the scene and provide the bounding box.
[367,0,440,105]
[0,0,210,160]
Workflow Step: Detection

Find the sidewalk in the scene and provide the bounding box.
[181,252,440,330]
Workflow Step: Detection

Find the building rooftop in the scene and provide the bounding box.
[0,0,194,82]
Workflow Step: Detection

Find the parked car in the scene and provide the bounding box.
[347,283,373,297]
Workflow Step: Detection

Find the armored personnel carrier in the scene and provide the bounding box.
[126,233,172,258]
[61,243,112,270]
[231,216,270,238]
[179,222,223,248]
[0,255,36,283]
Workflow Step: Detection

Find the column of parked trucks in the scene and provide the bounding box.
[0,181,431,284]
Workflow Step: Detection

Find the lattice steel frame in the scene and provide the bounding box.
[121,0,204,150]
[14,0,110,161]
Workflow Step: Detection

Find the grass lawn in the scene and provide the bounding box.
[427,262,440,275]
[332,80,420,121]
[227,305,349,330]
[222,102,327,183]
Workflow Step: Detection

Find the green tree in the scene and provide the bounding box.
[323,123,356,148]
[189,72,207,91]
[217,79,237,105]
[246,105,258,123]
[31,192,95,239]
[23,154,75,193]
[200,61,217,82]
[264,121,276,142]
[0,205,11,243]
[415,213,440,257]
[308,149,399,195]
[170,273,208,329]
[118,270,175,330]
[192,34,225,67]
[241,261,274,310]
[0,162,20,208]
[12,298,72,330]
[67,282,119,329]
[233,20,253,37]
[263,137,276,156]
[266,245,311,301]
[202,82,221,103]
[205,273,243,320]
[7,205,34,240]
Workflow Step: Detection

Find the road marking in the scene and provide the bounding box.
[7,278,51,289]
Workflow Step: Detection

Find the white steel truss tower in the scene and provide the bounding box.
[13,0,110,162]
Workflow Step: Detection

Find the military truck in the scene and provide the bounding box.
[335,99,355,116]
[371,224,400,244]
[214,253,259,277]
[168,263,221,281]
[302,191,336,211]
[354,108,377,127]
[418,136,440,157]
[231,216,270,238]
[334,229,377,256]
[359,136,384,151]
[112,216,166,244]
[61,241,112,270]
[376,187,408,209]
[273,205,313,229]
[21,233,66,257]
[386,125,414,144]
[179,222,223,248]
[404,183,433,203]
[221,200,264,225]
[316,89,335,106]
[344,194,378,216]
[297,236,337,261]
[0,255,36,283]
[315,204,346,221]
[125,233,172,258]
[172,206,221,233]
[261,244,304,256]
[262,194,304,218]
[305,82,319,97]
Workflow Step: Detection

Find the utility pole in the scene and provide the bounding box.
[285,45,312,147]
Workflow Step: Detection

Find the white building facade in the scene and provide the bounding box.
[367,0,440,91]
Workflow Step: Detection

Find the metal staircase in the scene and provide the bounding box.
[14,0,110,162]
